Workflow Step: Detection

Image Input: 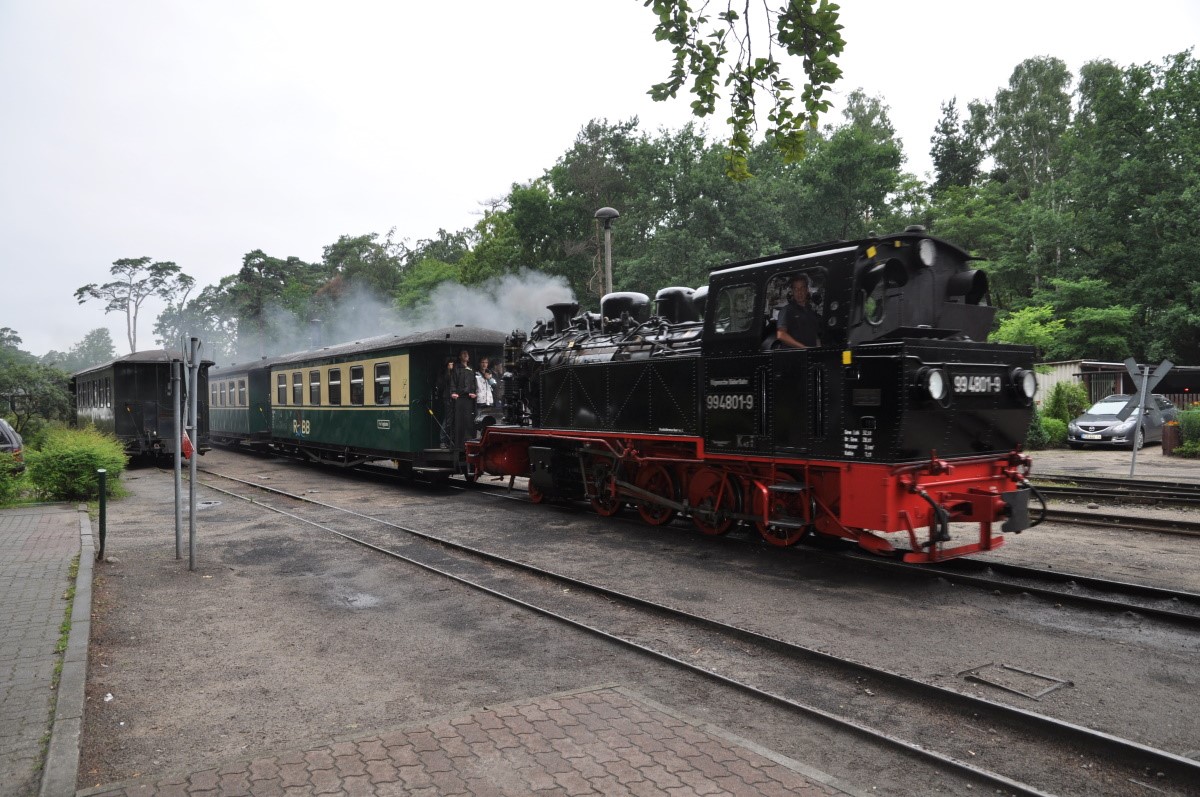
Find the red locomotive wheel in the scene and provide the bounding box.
[635,462,677,526]
[688,467,738,536]
[753,474,812,547]
[589,464,623,517]
[527,481,546,504]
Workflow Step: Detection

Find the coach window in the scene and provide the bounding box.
[374,363,391,406]
[349,365,365,406]
[105,378,111,407]
[220,382,228,406]
[276,373,287,405]
[292,371,303,405]
[309,370,321,406]
[712,284,757,334]
[238,379,247,406]
[328,368,342,405]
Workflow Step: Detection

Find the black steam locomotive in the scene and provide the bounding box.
[469,228,1037,563]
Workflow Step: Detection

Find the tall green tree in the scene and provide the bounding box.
[40,328,118,373]
[74,258,194,352]
[646,0,845,178]
[0,336,69,437]
[929,97,988,192]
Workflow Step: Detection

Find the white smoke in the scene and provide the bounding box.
[225,270,575,365]
[410,270,576,334]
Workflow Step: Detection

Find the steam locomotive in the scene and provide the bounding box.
[469,228,1038,563]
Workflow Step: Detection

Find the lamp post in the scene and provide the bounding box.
[594,207,619,296]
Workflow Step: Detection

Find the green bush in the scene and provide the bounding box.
[1179,409,1200,444]
[26,427,127,501]
[1175,440,1200,458]
[1025,407,1049,450]
[0,453,27,505]
[1040,417,1068,448]
[1043,381,1090,425]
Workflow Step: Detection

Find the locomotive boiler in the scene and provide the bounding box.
[468,227,1038,563]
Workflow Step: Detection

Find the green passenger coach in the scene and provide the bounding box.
[216,326,505,476]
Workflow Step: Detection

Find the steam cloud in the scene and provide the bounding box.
[227,270,575,365]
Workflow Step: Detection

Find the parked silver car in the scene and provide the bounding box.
[1067,394,1178,449]
[0,418,24,472]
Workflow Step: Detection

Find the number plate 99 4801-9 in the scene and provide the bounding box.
[953,374,1002,394]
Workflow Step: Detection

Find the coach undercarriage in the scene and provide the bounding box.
[469,429,1033,564]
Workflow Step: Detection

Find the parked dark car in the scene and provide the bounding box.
[0,418,25,472]
[1067,394,1178,449]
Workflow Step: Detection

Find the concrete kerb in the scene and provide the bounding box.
[39,504,95,797]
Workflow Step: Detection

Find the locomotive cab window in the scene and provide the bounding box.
[712,284,757,334]
[374,363,391,406]
[766,270,826,321]
[308,371,321,406]
[276,373,287,405]
[349,366,365,406]
[328,368,342,405]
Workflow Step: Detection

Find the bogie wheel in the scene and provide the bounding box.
[634,462,677,526]
[589,463,623,517]
[753,473,813,547]
[688,467,739,536]
[527,480,546,504]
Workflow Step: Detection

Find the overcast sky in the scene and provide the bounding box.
[2,1,1197,357]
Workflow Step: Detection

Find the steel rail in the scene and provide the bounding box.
[196,468,1200,791]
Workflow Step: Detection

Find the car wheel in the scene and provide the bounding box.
[1133,427,1145,450]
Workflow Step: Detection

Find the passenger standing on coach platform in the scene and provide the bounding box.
[776,273,822,349]
[477,357,497,409]
[450,349,477,448]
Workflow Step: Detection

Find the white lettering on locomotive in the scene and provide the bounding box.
[706,393,754,411]
[952,374,1002,394]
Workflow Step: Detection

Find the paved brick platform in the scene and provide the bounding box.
[76,686,858,797]
[0,504,84,797]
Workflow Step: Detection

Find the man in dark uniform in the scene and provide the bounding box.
[449,349,478,448]
[776,273,821,349]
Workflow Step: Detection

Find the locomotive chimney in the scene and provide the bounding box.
[547,302,580,333]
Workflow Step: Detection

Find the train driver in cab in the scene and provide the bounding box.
[776,273,821,349]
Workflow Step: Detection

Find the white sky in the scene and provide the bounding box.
[2,1,1197,356]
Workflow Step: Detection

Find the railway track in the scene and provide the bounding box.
[194,466,1200,796]
[453,474,1200,628]
[1033,474,1200,510]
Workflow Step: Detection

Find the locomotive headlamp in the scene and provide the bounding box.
[918,239,937,266]
[1010,368,1037,403]
[916,367,949,401]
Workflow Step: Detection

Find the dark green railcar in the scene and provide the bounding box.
[71,350,212,458]
[268,326,506,476]
[209,355,287,449]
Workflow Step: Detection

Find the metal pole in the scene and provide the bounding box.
[603,224,613,297]
[172,359,182,559]
[187,337,200,571]
[1129,365,1150,478]
[96,469,107,562]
